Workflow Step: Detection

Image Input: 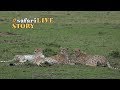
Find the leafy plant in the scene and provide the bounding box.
[109,50,120,58]
[43,48,57,57]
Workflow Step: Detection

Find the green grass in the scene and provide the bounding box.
[0,64,120,79]
[0,11,120,79]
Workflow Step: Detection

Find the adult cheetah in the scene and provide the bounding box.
[73,48,118,69]
[0,48,45,66]
[44,47,75,65]
[32,48,45,66]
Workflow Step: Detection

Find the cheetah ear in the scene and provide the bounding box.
[35,48,42,51]
[35,48,39,50]
[34,48,37,51]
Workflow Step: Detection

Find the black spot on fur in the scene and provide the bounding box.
[44,61,52,66]
[9,63,15,66]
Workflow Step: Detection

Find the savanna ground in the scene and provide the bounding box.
[0,11,120,79]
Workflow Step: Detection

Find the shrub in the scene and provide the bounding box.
[43,48,57,57]
[47,43,61,48]
[109,50,120,58]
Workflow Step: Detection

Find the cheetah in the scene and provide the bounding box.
[73,48,118,69]
[32,48,45,66]
[0,54,35,63]
[0,48,45,66]
[44,47,74,65]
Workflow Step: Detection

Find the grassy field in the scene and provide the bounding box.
[0,11,120,79]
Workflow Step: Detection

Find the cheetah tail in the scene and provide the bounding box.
[0,59,15,63]
[107,62,119,70]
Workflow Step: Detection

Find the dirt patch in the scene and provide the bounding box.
[0,32,21,37]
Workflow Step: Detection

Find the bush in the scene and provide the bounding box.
[47,43,61,48]
[109,50,120,58]
[42,42,61,48]
[43,48,57,57]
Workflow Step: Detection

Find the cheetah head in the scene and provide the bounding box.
[34,48,43,54]
[59,47,69,55]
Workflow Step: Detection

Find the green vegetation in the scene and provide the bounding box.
[0,11,120,79]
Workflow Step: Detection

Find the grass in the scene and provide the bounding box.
[0,11,120,79]
[0,64,120,79]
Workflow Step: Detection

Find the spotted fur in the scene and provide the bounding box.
[32,48,45,66]
[73,48,118,69]
[0,48,45,66]
[44,47,74,65]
